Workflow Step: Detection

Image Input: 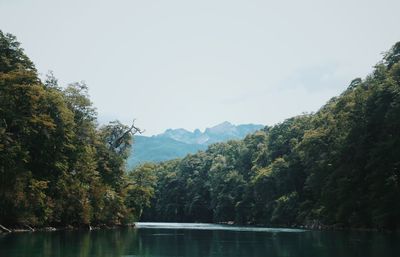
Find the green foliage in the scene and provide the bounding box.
[1,30,399,230]
[126,163,157,220]
[0,31,145,227]
[142,42,400,230]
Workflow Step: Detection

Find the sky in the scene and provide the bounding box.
[1,0,400,135]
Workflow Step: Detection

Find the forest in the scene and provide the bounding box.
[0,31,153,228]
[1,30,399,231]
[139,42,400,230]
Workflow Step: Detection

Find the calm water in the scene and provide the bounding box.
[0,222,399,257]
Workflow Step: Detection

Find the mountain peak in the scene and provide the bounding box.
[158,122,263,145]
[212,121,233,129]
[128,122,264,168]
[206,121,235,134]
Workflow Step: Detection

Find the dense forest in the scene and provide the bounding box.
[0,31,154,228]
[139,42,400,230]
[1,30,400,231]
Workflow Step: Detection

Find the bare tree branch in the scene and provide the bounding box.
[113,119,144,149]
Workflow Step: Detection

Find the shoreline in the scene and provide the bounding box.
[0,223,136,234]
[1,222,397,234]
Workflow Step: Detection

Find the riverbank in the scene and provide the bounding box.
[218,220,396,233]
[1,221,396,234]
[0,223,136,234]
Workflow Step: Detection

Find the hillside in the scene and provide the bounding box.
[127,122,263,168]
[0,31,148,227]
[127,136,207,167]
[138,42,400,230]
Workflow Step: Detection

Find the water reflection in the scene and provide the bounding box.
[0,224,399,257]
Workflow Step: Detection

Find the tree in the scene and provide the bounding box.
[126,163,157,220]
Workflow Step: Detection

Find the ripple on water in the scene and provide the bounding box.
[134,222,306,233]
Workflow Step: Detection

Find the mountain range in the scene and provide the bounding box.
[127,122,264,168]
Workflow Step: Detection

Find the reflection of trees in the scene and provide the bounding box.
[0,228,139,257]
[0,229,399,257]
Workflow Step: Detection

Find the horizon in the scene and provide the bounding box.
[1,0,400,135]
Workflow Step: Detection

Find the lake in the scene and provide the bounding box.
[0,222,399,257]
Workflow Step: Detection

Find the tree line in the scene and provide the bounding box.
[139,42,400,230]
[0,31,154,228]
[2,30,399,230]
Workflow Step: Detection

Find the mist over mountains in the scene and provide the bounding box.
[127,122,264,168]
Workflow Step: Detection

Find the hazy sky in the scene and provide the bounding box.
[1,0,400,135]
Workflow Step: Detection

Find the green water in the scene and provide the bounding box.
[0,223,399,257]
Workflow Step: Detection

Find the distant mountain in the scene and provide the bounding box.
[127,122,264,168]
[157,121,264,145]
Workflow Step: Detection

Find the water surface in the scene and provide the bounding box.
[0,222,398,257]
